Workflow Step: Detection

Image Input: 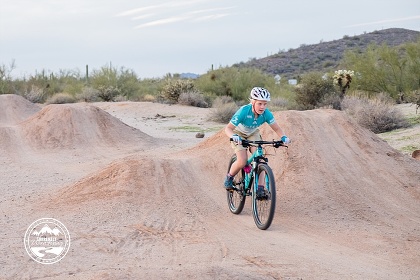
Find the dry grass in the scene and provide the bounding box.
[178,90,209,108]
[45,92,76,104]
[342,94,409,133]
[208,96,238,123]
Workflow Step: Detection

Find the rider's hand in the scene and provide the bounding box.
[232,134,242,145]
[281,135,291,144]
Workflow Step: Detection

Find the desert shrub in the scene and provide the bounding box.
[318,94,343,110]
[142,94,156,102]
[208,96,239,123]
[23,85,46,103]
[76,87,100,102]
[213,95,235,105]
[113,94,128,102]
[160,79,195,104]
[178,90,209,108]
[0,61,15,94]
[270,97,289,111]
[132,78,165,101]
[405,90,420,113]
[294,72,335,110]
[342,93,409,133]
[46,93,76,104]
[97,85,121,101]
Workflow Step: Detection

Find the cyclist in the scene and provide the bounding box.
[224,87,290,196]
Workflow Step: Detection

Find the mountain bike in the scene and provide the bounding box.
[226,139,286,230]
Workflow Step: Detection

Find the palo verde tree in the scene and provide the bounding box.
[90,64,141,101]
[195,67,274,101]
[342,39,420,101]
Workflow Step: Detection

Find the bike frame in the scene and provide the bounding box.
[242,144,269,195]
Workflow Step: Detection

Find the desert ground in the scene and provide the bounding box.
[0,94,419,279]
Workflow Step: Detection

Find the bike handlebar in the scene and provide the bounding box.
[229,138,286,148]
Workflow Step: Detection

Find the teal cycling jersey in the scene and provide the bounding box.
[230,104,276,137]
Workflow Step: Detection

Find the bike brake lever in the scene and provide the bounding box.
[274,141,288,148]
[229,138,250,147]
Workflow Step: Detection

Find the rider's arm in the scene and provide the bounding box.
[269,122,286,138]
[224,122,237,138]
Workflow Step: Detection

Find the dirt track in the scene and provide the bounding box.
[1,94,419,279]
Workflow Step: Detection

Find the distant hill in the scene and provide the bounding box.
[180,72,199,79]
[233,28,420,80]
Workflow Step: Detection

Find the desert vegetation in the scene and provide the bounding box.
[0,30,419,142]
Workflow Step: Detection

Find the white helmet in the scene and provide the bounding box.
[250,87,271,101]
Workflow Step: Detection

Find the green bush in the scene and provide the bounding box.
[294,71,336,110]
[0,61,15,94]
[341,93,409,133]
[90,65,140,101]
[133,78,165,101]
[97,85,121,101]
[160,79,195,103]
[195,67,273,101]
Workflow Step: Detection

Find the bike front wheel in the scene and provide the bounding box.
[226,155,246,215]
[252,164,276,230]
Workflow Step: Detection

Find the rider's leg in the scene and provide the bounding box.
[224,141,248,189]
[229,130,262,176]
[228,149,247,176]
[224,131,261,188]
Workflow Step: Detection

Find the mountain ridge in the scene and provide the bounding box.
[233,28,420,79]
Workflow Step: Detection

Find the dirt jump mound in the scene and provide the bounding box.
[0,94,40,125]
[19,103,155,150]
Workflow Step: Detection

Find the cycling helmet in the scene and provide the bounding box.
[250,87,271,101]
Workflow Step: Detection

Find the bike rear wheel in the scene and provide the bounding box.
[226,155,246,214]
[252,164,276,230]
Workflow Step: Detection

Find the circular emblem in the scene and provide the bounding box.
[24,218,70,264]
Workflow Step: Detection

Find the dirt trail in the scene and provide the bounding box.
[0,96,419,279]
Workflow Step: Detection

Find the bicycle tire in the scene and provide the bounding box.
[252,164,276,230]
[226,155,246,214]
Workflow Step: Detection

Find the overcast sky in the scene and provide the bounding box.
[1,0,419,79]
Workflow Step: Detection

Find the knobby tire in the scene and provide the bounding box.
[226,155,246,214]
[252,164,276,230]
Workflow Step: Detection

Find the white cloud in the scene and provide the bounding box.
[188,7,235,15]
[345,15,420,28]
[135,16,192,29]
[131,13,156,21]
[115,5,162,17]
[116,0,234,29]
[116,0,210,17]
[192,13,231,22]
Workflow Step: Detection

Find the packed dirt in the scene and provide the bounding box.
[1,94,419,279]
